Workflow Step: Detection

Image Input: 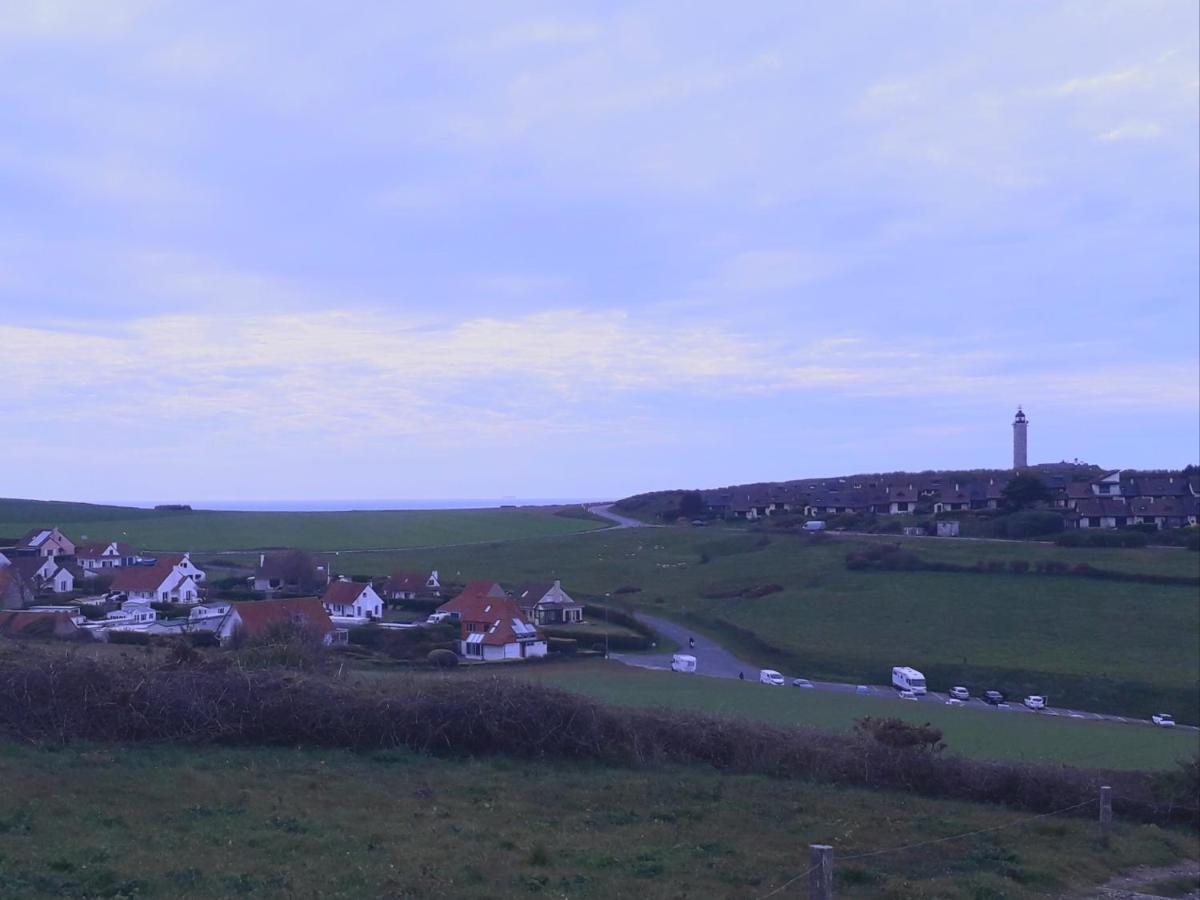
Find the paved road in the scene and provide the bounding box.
[587,504,653,529]
[612,611,758,679]
[612,612,1198,732]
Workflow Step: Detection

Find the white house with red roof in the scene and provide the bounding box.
[13,527,75,558]
[110,561,202,604]
[436,583,548,662]
[380,569,440,601]
[320,578,384,622]
[75,541,139,573]
[215,598,337,646]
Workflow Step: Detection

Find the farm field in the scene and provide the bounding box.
[491,661,1200,771]
[334,527,1200,722]
[0,498,605,552]
[0,741,1194,899]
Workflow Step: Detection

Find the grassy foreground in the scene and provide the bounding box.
[492,661,1200,772]
[0,741,1194,899]
[0,498,605,552]
[332,527,1200,722]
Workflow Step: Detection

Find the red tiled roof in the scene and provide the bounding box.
[321,580,369,605]
[230,598,334,637]
[438,591,542,646]
[0,610,79,637]
[111,563,178,593]
[76,541,136,559]
[382,571,432,594]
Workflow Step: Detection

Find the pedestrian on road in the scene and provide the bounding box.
[738,671,744,681]
[688,637,695,649]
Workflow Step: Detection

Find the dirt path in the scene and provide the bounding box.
[1083,861,1200,899]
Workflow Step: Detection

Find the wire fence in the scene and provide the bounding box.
[756,798,1097,899]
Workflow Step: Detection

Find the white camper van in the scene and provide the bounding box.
[670,654,697,673]
[891,666,927,695]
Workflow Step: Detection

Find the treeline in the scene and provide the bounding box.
[0,648,1193,827]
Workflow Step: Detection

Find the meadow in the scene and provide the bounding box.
[331,527,1200,722]
[489,661,1200,772]
[0,498,605,552]
[0,741,1194,900]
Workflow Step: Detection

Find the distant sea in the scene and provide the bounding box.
[112,498,608,512]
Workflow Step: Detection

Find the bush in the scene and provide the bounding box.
[993,510,1064,539]
[1008,560,1030,574]
[1055,530,1148,548]
[427,649,458,669]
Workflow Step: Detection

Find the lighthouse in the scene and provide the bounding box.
[1012,407,1028,470]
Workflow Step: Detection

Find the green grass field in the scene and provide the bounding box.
[0,741,1193,899]
[489,661,1200,771]
[0,498,605,552]
[329,527,1200,722]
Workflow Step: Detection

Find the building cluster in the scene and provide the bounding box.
[704,468,1198,530]
[0,528,585,665]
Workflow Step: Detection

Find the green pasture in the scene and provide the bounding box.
[500,661,1200,772]
[334,527,1200,722]
[0,498,605,552]
[0,741,1193,899]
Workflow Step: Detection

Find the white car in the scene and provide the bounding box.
[945,698,964,706]
[1024,696,1046,710]
[792,678,814,688]
[759,669,785,686]
[949,686,970,701]
[898,689,918,701]
[1151,714,1176,727]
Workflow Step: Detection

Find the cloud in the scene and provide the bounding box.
[1098,121,1164,142]
[1,310,1193,457]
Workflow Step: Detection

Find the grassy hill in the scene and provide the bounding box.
[331,527,1200,722]
[0,741,1194,899]
[0,498,606,552]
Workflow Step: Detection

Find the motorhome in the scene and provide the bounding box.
[891,666,927,695]
[670,653,697,673]
[802,520,827,531]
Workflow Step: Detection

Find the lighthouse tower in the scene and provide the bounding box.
[1012,407,1028,470]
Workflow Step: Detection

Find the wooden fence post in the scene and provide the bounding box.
[1099,785,1112,846]
[809,844,833,900]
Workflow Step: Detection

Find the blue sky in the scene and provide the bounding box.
[2,1,1197,503]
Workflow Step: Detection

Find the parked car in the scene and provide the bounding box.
[690,519,708,527]
[898,689,918,701]
[949,686,970,701]
[855,685,870,695]
[983,690,1005,705]
[759,669,785,686]
[792,678,814,688]
[1151,713,1176,727]
[945,698,964,706]
[1023,695,1046,710]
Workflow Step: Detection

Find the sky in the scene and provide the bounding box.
[1,0,1197,504]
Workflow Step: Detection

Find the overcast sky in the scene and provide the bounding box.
[2,1,1197,504]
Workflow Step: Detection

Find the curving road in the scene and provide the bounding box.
[611,612,1198,731]
[587,504,653,529]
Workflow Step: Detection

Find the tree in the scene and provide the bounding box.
[678,491,705,518]
[279,549,324,593]
[1002,474,1051,509]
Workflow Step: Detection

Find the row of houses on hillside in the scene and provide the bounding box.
[703,468,1200,530]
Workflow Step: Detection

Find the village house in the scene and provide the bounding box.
[153,553,206,583]
[320,578,384,621]
[215,597,338,646]
[252,551,331,594]
[0,609,84,639]
[436,583,548,661]
[513,580,584,626]
[75,541,139,572]
[379,569,440,602]
[9,527,75,558]
[6,556,77,596]
[1066,497,1130,529]
[110,560,203,604]
[1129,496,1199,530]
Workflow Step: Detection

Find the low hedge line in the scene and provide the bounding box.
[0,649,1192,827]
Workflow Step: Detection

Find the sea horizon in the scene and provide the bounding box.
[100,498,610,512]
